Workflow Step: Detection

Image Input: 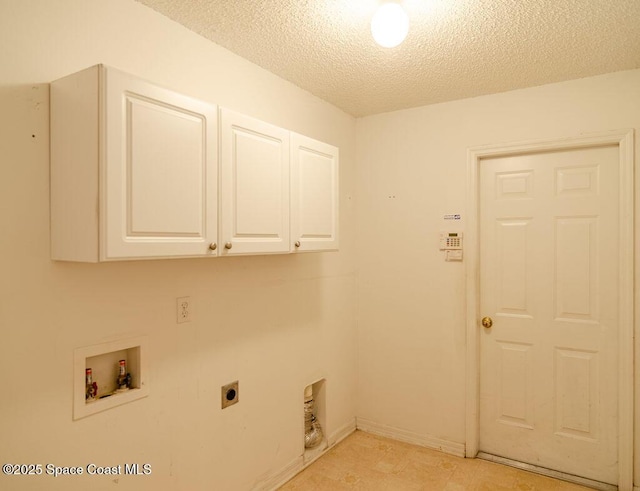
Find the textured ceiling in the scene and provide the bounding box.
[136,0,640,117]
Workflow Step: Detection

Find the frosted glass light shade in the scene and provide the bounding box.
[371,2,409,48]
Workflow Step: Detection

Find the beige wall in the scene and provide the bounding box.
[356,69,640,482]
[0,1,357,490]
[2,0,639,489]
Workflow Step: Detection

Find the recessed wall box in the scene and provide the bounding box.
[73,336,148,420]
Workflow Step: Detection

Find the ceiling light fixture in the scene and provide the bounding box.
[371,2,409,48]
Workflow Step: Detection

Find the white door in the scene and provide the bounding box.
[219,108,290,255]
[104,66,218,259]
[290,133,339,252]
[478,145,619,485]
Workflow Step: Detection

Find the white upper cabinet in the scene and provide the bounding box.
[219,108,290,255]
[51,65,218,261]
[51,65,338,262]
[290,133,339,252]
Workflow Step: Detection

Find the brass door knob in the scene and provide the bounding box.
[225,242,233,250]
[209,242,217,251]
[481,317,493,329]
[295,241,301,248]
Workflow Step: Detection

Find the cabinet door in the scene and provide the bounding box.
[103,67,218,260]
[220,109,290,255]
[290,133,339,252]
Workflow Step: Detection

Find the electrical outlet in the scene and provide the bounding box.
[176,297,192,324]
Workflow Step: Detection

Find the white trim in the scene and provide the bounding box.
[258,418,356,491]
[465,144,480,458]
[328,417,357,447]
[256,455,302,491]
[617,130,635,491]
[302,417,357,466]
[465,129,635,488]
[478,452,617,491]
[356,417,466,457]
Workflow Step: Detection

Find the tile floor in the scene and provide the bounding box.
[279,430,592,490]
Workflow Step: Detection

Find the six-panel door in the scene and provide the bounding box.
[479,145,620,484]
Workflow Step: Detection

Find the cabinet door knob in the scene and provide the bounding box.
[481,316,493,329]
[225,242,233,250]
[295,241,301,248]
[209,243,217,251]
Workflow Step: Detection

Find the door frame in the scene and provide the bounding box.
[464,130,635,489]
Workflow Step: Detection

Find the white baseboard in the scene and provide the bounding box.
[328,417,357,448]
[478,452,617,491]
[255,455,302,491]
[258,417,357,491]
[356,417,466,458]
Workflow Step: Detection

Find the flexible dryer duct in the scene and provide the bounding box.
[304,385,323,448]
